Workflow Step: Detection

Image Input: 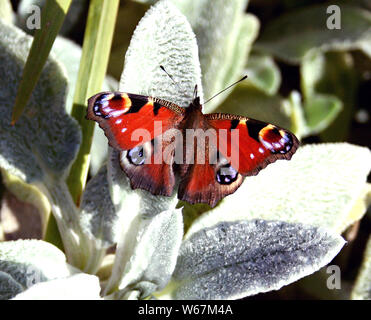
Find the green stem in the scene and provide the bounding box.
[44,214,64,251]
[66,0,119,205]
[42,179,88,268]
[11,0,72,124]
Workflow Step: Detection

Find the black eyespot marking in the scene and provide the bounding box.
[271,127,280,135]
[125,101,146,114]
[216,164,238,185]
[153,102,161,116]
[247,124,262,142]
[93,94,112,118]
[230,119,240,130]
[127,146,145,166]
[111,93,124,100]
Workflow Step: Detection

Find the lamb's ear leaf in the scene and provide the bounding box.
[80,166,117,249]
[169,220,345,300]
[0,240,78,299]
[255,4,371,64]
[303,93,343,135]
[186,144,371,238]
[11,273,101,300]
[245,52,282,96]
[0,20,85,266]
[50,36,86,114]
[104,209,183,298]
[0,271,23,300]
[173,0,259,112]
[119,0,202,107]
[0,0,14,23]
[0,19,80,183]
[301,50,358,141]
[351,235,371,300]
[79,165,118,273]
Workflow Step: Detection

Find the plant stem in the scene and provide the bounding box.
[11,0,72,124]
[66,0,119,205]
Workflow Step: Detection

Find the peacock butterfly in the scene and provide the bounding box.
[86,84,299,207]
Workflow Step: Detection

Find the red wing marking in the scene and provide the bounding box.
[87,92,184,150]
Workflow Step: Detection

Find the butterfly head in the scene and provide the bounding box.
[187,84,202,112]
[189,96,202,110]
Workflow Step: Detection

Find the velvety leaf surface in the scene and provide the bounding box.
[105,209,183,298]
[0,0,14,23]
[0,271,23,300]
[0,20,80,183]
[173,0,259,112]
[0,240,77,299]
[172,220,345,299]
[80,166,117,249]
[120,0,203,108]
[12,273,101,300]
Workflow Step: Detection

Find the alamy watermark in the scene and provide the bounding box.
[326,265,341,290]
[326,5,341,30]
[26,5,41,30]
[126,122,241,169]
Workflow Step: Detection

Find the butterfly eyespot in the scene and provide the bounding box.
[216,164,238,185]
[259,125,293,154]
[92,93,114,118]
[127,146,146,166]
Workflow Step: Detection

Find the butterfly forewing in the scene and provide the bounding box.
[87,92,184,150]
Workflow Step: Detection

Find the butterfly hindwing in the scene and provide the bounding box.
[87,92,185,150]
[118,128,182,197]
[175,110,244,207]
[178,148,244,207]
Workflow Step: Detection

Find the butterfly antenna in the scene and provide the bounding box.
[193,84,198,99]
[204,75,248,104]
[160,65,176,83]
[160,65,194,101]
[160,65,184,92]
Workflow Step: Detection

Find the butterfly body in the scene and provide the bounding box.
[87,91,299,207]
